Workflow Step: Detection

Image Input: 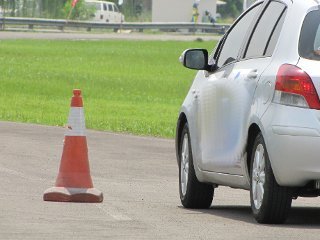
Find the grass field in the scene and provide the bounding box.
[0,39,216,138]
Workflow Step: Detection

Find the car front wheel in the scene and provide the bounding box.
[179,123,214,209]
[250,133,292,224]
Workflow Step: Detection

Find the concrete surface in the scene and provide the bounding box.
[0,31,221,41]
[1,121,320,239]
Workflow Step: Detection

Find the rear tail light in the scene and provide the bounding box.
[273,64,320,110]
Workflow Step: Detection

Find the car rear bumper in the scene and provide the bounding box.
[262,104,320,186]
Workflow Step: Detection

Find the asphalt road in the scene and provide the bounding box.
[1,121,320,239]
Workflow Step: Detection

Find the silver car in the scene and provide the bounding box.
[176,0,320,224]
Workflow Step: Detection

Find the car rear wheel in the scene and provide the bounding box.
[179,123,214,208]
[250,133,292,224]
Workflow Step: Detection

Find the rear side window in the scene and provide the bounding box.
[245,1,286,58]
[86,2,100,11]
[299,10,320,60]
[264,9,286,56]
[96,3,101,11]
[103,3,107,11]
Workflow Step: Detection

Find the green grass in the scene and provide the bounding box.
[0,39,216,138]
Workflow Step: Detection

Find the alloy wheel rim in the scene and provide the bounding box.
[252,143,266,210]
[180,133,189,196]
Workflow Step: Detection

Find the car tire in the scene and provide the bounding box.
[179,123,214,209]
[250,133,292,224]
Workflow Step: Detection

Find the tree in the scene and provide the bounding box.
[0,0,18,17]
[219,0,243,19]
[0,0,70,18]
[40,0,68,19]
[64,0,95,20]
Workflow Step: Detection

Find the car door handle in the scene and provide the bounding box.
[247,69,258,79]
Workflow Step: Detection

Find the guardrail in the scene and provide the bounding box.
[0,17,230,34]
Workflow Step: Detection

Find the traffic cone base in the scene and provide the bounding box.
[43,187,103,203]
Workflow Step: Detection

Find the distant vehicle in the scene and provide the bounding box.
[85,0,124,23]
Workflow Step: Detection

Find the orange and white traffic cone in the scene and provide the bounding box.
[43,89,103,203]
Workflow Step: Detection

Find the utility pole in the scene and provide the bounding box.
[1,0,5,31]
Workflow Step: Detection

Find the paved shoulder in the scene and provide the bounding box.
[0,31,221,41]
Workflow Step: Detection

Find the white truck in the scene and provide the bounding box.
[85,0,124,23]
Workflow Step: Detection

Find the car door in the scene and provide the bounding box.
[107,3,114,22]
[113,4,121,22]
[102,3,108,21]
[197,1,287,175]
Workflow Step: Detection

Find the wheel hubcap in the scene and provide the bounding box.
[180,133,189,196]
[252,144,266,210]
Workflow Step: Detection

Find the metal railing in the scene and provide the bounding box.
[0,17,230,34]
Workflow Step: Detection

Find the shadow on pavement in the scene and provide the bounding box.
[180,205,320,228]
[285,207,320,227]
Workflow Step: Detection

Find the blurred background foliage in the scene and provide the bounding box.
[0,0,242,22]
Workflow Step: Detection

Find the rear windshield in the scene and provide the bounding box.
[299,9,320,60]
[86,2,100,11]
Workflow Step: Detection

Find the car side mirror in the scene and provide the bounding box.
[179,49,215,71]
